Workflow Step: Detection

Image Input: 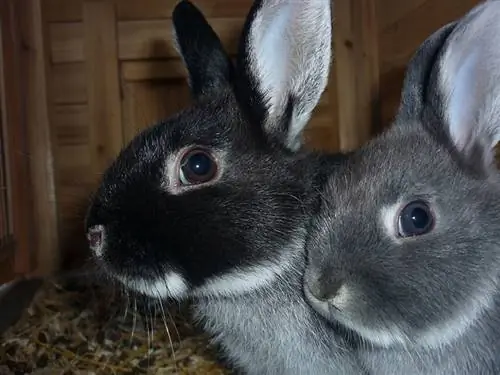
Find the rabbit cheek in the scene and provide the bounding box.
[115,271,189,300]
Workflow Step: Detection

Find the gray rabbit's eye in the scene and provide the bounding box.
[178,148,218,185]
[397,200,434,237]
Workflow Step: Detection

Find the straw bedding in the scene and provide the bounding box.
[0,276,231,374]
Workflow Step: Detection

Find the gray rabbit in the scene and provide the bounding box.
[84,0,365,374]
[303,1,500,374]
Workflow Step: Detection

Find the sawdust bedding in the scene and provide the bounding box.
[0,275,231,374]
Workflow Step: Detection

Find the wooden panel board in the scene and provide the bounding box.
[121,79,191,143]
[0,0,36,276]
[378,0,482,75]
[45,0,253,22]
[334,0,380,151]
[50,18,244,63]
[52,104,89,146]
[51,63,87,104]
[19,0,60,276]
[83,1,123,176]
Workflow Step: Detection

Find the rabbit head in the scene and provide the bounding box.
[85,0,332,301]
[304,0,500,351]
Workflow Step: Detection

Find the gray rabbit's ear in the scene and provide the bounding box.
[432,1,500,172]
[395,22,456,123]
[235,0,332,151]
[172,1,234,100]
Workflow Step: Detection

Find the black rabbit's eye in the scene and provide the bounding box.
[179,148,217,185]
[397,200,434,237]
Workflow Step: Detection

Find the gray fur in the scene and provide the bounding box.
[194,243,363,375]
[304,1,500,374]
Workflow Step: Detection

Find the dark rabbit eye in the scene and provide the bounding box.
[179,148,218,185]
[397,200,434,237]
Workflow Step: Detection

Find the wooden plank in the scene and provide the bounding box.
[49,22,83,63]
[121,60,188,81]
[116,0,253,20]
[44,0,83,23]
[57,166,93,186]
[83,0,123,176]
[56,145,91,168]
[0,98,8,244]
[0,0,36,276]
[49,18,244,63]
[17,0,60,276]
[121,79,191,143]
[304,124,339,152]
[334,0,380,151]
[118,18,243,60]
[53,104,89,146]
[377,0,427,31]
[378,0,481,75]
[52,63,87,104]
[45,0,253,22]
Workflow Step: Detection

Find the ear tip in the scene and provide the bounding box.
[172,0,201,23]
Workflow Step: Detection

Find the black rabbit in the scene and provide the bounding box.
[85,1,364,374]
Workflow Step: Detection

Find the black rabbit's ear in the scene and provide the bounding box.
[235,0,333,151]
[428,1,500,173]
[172,1,234,100]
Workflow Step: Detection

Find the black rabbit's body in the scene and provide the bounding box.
[303,1,500,374]
[85,1,365,374]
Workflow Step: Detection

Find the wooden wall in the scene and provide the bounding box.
[41,0,482,268]
[377,0,482,127]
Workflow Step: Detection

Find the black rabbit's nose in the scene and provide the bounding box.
[307,278,343,302]
[87,225,105,255]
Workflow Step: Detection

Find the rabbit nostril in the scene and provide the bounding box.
[308,278,342,302]
[87,225,105,251]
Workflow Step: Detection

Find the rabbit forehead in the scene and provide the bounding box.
[327,129,450,204]
[321,125,500,238]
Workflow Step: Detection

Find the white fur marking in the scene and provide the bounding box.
[331,284,350,309]
[379,203,400,241]
[193,262,284,298]
[117,272,189,300]
[194,235,305,298]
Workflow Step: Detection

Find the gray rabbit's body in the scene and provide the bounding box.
[304,1,500,374]
[194,242,362,375]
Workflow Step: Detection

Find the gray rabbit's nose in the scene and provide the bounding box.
[87,225,106,256]
[307,277,342,302]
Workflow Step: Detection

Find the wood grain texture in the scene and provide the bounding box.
[378,0,482,75]
[0,0,36,277]
[334,0,380,151]
[121,79,191,143]
[17,0,60,276]
[50,18,244,63]
[83,0,123,177]
[45,0,253,22]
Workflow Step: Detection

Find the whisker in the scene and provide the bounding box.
[155,288,178,373]
[130,297,138,346]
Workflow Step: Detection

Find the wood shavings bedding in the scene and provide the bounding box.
[0,277,231,374]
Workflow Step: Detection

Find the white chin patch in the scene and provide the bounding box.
[116,272,189,300]
[192,258,295,298]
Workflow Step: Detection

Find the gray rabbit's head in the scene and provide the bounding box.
[304,0,500,350]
